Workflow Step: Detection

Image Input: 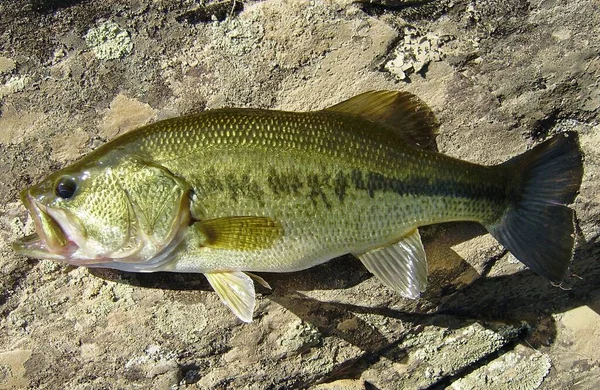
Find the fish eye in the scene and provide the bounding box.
[55,176,78,199]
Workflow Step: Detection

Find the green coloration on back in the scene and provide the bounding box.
[13,91,583,322]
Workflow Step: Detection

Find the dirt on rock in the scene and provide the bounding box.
[0,0,599,389]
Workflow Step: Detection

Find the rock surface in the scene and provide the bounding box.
[0,0,599,389]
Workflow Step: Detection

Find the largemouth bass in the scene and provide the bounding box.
[13,91,583,322]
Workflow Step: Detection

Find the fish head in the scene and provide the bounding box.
[13,155,191,269]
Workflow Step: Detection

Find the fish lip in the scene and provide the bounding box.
[13,190,78,260]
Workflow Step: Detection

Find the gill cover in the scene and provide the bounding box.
[106,159,191,262]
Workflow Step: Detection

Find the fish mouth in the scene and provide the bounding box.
[13,191,78,261]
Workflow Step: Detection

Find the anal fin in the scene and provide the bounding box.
[246,272,272,289]
[356,229,428,299]
[204,271,257,322]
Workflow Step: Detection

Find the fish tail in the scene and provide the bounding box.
[486,132,583,282]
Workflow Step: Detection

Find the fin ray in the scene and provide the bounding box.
[324,91,439,151]
[487,132,583,282]
[246,272,272,289]
[356,229,428,298]
[204,271,256,322]
[193,216,282,250]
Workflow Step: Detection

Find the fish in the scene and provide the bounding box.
[13,91,583,322]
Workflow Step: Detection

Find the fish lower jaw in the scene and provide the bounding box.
[13,233,79,261]
[13,201,78,261]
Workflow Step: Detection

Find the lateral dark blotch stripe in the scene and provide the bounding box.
[225,173,240,201]
[333,171,348,202]
[220,172,265,203]
[307,173,332,209]
[351,170,367,193]
[352,170,505,201]
[246,179,265,203]
[204,167,224,193]
[267,167,304,196]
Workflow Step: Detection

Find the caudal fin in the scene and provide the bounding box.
[486,132,583,283]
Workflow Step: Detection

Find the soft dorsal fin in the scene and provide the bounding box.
[324,91,439,151]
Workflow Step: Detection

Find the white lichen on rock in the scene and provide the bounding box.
[278,319,321,354]
[0,57,16,74]
[0,76,28,99]
[385,26,449,80]
[399,322,519,386]
[85,21,133,60]
[207,12,266,57]
[360,321,527,389]
[450,345,552,390]
[124,345,179,384]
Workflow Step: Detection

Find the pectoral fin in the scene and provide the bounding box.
[356,229,428,299]
[204,271,257,322]
[193,216,282,250]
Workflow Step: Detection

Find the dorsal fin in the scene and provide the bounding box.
[324,91,439,151]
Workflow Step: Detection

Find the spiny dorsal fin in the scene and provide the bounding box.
[193,216,283,250]
[324,91,439,151]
